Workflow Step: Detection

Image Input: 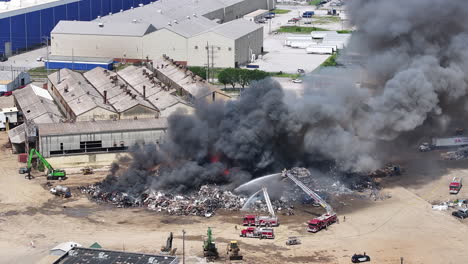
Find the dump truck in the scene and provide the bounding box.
[282,168,337,233]
[242,187,279,227]
[50,185,71,198]
[226,241,243,261]
[240,227,274,239]
[19,148,66,180]
[203,227,219,261]
[449,177,463,194]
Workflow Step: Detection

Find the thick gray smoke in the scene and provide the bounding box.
[104,0,468,193]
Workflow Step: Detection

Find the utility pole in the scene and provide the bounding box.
[42,36,50,78]
[211,45,214,83]
[206,42,210,81]
[182,229,186,264]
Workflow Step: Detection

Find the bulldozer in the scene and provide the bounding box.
[226,240,243,261]
[160,232,177,255]
[81,167,94,175]
[203,227,219,262]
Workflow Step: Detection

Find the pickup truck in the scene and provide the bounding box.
[452,208,468,219]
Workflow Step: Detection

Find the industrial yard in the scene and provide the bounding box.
[1,130,468,263]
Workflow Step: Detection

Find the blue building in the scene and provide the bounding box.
[0,0,153,57]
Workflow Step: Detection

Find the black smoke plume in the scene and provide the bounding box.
[103,0,468,194]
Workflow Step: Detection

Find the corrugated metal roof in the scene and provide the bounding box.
[13,85,64,123]
[153,58,219,98]
[52,20,156,37]
[84,67,157,113]
[48,69,117,116]
[206,18,263,39]
[38,118,168,136]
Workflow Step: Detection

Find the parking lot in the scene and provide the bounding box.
[253,3,351,74]
[0,47,47,70]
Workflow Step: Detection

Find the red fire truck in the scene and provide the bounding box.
[240,227,274,239]
[449,177,463,194]
[282,168,337,234]
[307,213,337,233]
[242,187,279,227]
[242,215,278,227]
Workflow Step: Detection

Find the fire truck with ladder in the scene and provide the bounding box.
[240,227,275,239]
[282,169,337,233]
[242,187,279,227]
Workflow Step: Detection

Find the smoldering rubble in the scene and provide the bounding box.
[81,168,387,216]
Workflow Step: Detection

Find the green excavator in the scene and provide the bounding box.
[203,227,219,262]
[19,148,66,180]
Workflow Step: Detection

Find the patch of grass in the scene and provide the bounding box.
[277,26,329,34]
[313,16,341,24]
[113,63,130,71]
[269,72,300,78]
[337,30,353,34]
[321,53,338,67]
[309,0,322,5]
[272,9,290,14]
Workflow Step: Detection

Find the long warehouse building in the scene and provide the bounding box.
[50,0,273,67]
[0,0,154,57]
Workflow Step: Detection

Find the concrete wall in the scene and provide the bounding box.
[120,104,159,120]
[235,27,263,66]
[39,128,167,157]
[76,107,118,122]
[188,32,235,67]
[143,29,188,63]
[47,152,130,168]
[160,102,194,117]
[48,83,76,120]
[51,33,144,59]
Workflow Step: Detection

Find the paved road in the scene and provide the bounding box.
[0,47,48,69]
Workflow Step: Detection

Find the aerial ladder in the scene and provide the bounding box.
[19,148,66,180]
[262,187,275,218]
[283,169,334,214]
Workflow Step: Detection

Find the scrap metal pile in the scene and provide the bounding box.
[441,147,468,160]
[80,184,245,217]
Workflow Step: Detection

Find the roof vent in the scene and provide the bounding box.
[173,20,178,24]
[193,13,197,17]
[157,9,162,13]
[187,16,190,19]
[97,16,101,19]
[139,3,143,7]
[131,6,134,9]
[109,12,112,15]
[132,19,137,23]
[120,9,123,12]
[98,23,104,28]
[167,22,171,26]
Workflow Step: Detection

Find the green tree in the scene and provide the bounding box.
[188,66,207,80]
[218,68,238,88]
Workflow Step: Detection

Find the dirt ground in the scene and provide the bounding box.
[1,131,468,264]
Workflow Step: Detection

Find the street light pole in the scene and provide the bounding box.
[182,229,186,264]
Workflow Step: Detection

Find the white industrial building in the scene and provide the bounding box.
[0,71,30,92]
[50,0,273,67]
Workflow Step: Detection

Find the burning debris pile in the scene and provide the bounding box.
[80,184,245,217]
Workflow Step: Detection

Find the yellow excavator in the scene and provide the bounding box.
[226,241,243,261]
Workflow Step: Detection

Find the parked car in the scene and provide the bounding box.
[256,18,266,23]
[36,56,43,62]
[4,91,12,96]
[0,56,7,62]
[452,209,468,219]
[292,79,303,83]
[0,92,5,96]
[352,253,371,263]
